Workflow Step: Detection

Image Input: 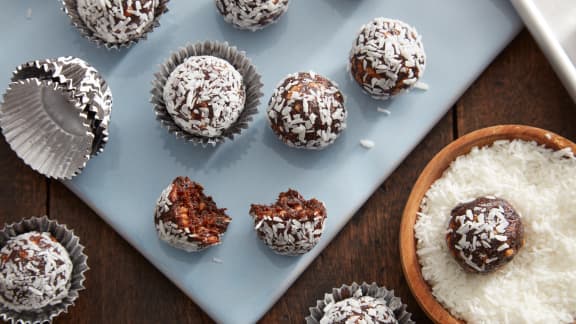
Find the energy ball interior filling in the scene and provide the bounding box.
[249,189,327,256]
[154,176,232,252]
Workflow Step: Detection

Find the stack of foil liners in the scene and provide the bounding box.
[0,57,112,179]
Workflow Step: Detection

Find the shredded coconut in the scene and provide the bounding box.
[0,232,73,311]
[415,139,576,323]
[413,81,429,91]
[76,0,159,44]
[360,139,375,149]
[267,72,346,150]
[163,56,245,138]
[250,213,325,256]
[215,0,289,31]
[349,18,426,100]
[249,190,326,256]
[321,295,397,324]
[376,107,391,115]
[212,257,223,264]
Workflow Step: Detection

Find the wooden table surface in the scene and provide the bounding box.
[1,29,576,324]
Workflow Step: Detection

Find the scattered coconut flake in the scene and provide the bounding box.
[212,257,224,264]
[254,219,264,230]
[377,107,391,115]
[360,139,375,149]
[413,81,429,91]
[26,8,32,19]
[415,139,576,324]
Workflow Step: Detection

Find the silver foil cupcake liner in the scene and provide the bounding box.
[0,216,89,324]
[12,57,112,156]
[47,57,112,156]
[151,40,263,146]
[306,282,414,324]
[1,56,113,179]
[0,78,94,180]
[62,0,170,50]
[10,59,57,84]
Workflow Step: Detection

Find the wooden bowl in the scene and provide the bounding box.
[399,125,576,324]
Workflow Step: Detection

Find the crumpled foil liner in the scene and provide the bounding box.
[0,216,89,324]
[306,282,414,324]
[62,0,170,50]
[151,40,263,146]
[0,57,113,179]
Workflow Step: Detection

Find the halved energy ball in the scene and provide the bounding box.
[249,189,327,256]
[154,176,232,252]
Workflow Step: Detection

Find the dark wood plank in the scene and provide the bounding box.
[49,182,213,324]
[457,30,576,139]
[0,135,47,223]
[261,110,455,324]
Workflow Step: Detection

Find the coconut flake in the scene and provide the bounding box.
[267,72,346,150]
[360,139,375,149]
[377,107,392,115]
[215,0,289,31]
[0,232,73,311]
[76,0,159,44]
[212,257,224,264]
[413,81,429,91]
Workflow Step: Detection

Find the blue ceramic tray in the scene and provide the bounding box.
[0,1,521,323]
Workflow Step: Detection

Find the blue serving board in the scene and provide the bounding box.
[0,1,521,323]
